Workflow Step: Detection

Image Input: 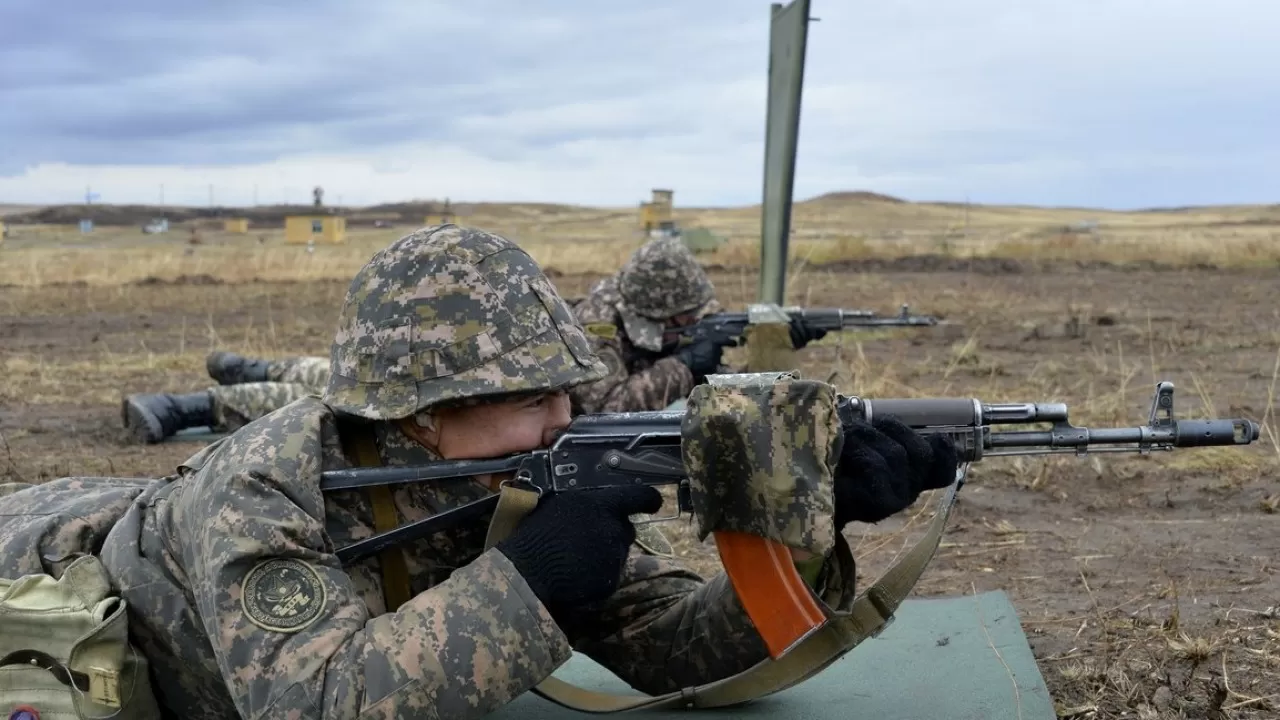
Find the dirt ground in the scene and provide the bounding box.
[2,261,1277,718]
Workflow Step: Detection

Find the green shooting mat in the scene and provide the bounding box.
[488,590,1055,720]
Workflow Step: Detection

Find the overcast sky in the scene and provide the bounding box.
[1,0,1276,209]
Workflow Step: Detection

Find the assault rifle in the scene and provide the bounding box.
[664,303,939,348]
[323,379,1258,566]
[323,378,1259,667]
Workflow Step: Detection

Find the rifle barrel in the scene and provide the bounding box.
[983,419,1257,450]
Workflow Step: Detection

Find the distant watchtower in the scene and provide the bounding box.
[639,188,675,235]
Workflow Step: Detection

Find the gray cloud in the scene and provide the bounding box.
[2,0,1277,207]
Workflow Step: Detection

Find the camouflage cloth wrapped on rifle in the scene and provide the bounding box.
[681,372,842,558]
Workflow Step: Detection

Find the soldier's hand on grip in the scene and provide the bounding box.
[788,317,828,350]
[496,485,664,622]
[833,415,958,527]
[676,336,731,381]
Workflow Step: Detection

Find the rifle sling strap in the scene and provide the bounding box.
[339,421,414,614]
[482,478,961,712]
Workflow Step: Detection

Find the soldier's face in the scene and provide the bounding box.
[667,312,698,328]
[660,312,699,346]
[425,391,573,460]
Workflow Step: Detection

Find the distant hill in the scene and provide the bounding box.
[2,191,1276,228]
[803,190,907,204]
[0,204,42,217]
[0,198,607,228]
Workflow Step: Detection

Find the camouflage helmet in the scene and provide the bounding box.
[323,225,608,420]
[616,236,715,352]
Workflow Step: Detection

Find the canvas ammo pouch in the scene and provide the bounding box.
[0,555,161,720]
[0,477,163,720]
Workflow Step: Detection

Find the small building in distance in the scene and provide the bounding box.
[639,188,675,235]
[224,218,250,233]
[142,218,169,234]
[284,215,346,245]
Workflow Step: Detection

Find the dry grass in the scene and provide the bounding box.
[3,196,1280,286]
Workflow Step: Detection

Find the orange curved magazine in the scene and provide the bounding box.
[713,530,827,659]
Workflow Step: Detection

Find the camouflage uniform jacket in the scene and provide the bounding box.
[569,277,722,414]
[61,396,849,720]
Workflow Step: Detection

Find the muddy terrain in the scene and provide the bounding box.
[2,264,1277,718]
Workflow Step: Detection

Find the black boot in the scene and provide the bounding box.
[205,351,271,385]
[121,391,215,444]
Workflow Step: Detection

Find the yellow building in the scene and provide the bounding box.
[284,215,346,245]
[224,218,250,233]
[639,188,674,231]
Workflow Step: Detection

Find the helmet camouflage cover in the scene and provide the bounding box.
[324,225,608,419]
[616,236,715,352]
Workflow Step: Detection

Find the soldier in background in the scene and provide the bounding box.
[570,235,827,414]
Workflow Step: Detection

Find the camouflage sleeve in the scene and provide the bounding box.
[560,548,852,694]
[208,382,316,431]
[569,344,694,414]
[182,465,573,718]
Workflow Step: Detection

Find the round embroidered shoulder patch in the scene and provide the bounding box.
[241,558,327,633]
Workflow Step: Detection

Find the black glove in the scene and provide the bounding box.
[789,317,828,350]
[496,486,663,619]
[676,337,731,380]
[834,416,958,528]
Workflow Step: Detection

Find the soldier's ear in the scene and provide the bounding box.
[412,410,437,431]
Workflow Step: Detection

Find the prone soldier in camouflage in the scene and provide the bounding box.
[0,224,957,719]
[120,352,329,443]
[570,236,827,414]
